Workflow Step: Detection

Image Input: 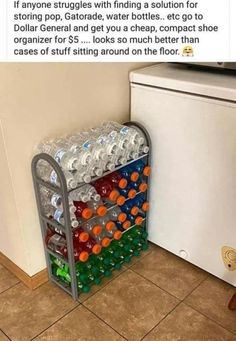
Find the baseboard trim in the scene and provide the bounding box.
[0,252,48,289]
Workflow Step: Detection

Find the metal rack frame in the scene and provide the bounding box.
[31,121,151,300]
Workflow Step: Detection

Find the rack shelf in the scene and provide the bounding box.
[32,121,151,300]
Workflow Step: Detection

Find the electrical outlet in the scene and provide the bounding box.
[221,246,236,271]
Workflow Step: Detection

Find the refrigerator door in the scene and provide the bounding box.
[130,69,236,286]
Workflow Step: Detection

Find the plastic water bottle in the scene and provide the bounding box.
[53,208,79,228]
[70,184,100,203]
[74,165,91,184]
[40,187,76,213]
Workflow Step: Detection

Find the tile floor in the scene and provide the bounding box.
[0,244,235,341]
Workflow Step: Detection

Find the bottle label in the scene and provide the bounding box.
[54,149,66,163]
[120,126,129,135]
[54,209,63,223]
[97,135,106,145]
[82,140,92,150]
[51,194,61,208]
[50,170,58,185]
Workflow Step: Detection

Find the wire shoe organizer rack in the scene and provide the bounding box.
[32,121,151,300]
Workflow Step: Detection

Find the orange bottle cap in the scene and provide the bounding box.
[106,221,115,231]
[101,237,111,248]
[130,171,139,182]
[135,216,143,225]
[143,166,151,177]
[139,183,148,193]
[118,212,127,223]
[118,178,128,189]
[92,244,102,255]
[79,251,89,262]
[92,224,102,235]
[79,232,89,243]
[82,208,93,220]
[97,205,107,216]
[131,206,139,216]
[114,231,122,240]
[109,190,119,202]
[128,189,136,199]
[123,220,131,229]
[142,202,150,212]
[116,195,126,206]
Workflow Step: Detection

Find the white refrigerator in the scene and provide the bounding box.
[130,63,236,286]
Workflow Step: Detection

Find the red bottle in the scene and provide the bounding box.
[84,236,102,255]
[73,201,93,220]
[63,242,89,262]
[94,178,119,203]
[73,227,89,243]
[106,172,128,189]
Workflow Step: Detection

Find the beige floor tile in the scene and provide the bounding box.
[0,330,10,341]
[34,305,125,341]
[84,269,179,341]
[131,246,207,299]
[185,276,236,334]
[0,282,78,341]
[0,264,19,294]
[143,303,236,341]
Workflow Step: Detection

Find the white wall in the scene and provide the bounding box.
[0,62,150,276]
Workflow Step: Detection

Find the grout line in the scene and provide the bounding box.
[184,301,236,336]
[82,304,129,341]
[80,268,128,304]
[0,282,21,296]
[0,328,11,341]
[129,268,181,301]
[182,275,209,301]
[140,300,182,341]
[30,304,80,340]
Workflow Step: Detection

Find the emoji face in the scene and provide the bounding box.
[182,46,194,57]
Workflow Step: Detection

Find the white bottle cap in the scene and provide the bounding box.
[95,168,103,177]
[71,220,79,228]
[93,194,101,202]
[81,194,89,203]
[83,174,91,183]
[142,146,149,154]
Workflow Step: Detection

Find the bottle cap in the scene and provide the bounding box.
[118,212,127,223]
[82,208,93,220]
[131,206,139,216]
[109,190,119,202]
[92,225,102,235]
[92,244,102,255]
[139,183,148,193]
[97,205,107,216]
[123,220,131,229]
[143,166,151,177]
[106,221,115,231]
[79,232,89,243]
[102,237,111,248]
[114,231,122,240]
[128,189,136,199]
[135,216,143,225]
[142,202,150,212]
[79,251,89,262]
[116,195,126,206]
[118,178,128,189]
[130,171,139,182]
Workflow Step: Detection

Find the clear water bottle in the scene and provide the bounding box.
[70,184,100,203]
[53,209,79,228]
[74,165,91,184]
[40,187,76,213]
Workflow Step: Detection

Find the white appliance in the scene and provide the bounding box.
[130,63,236,286]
